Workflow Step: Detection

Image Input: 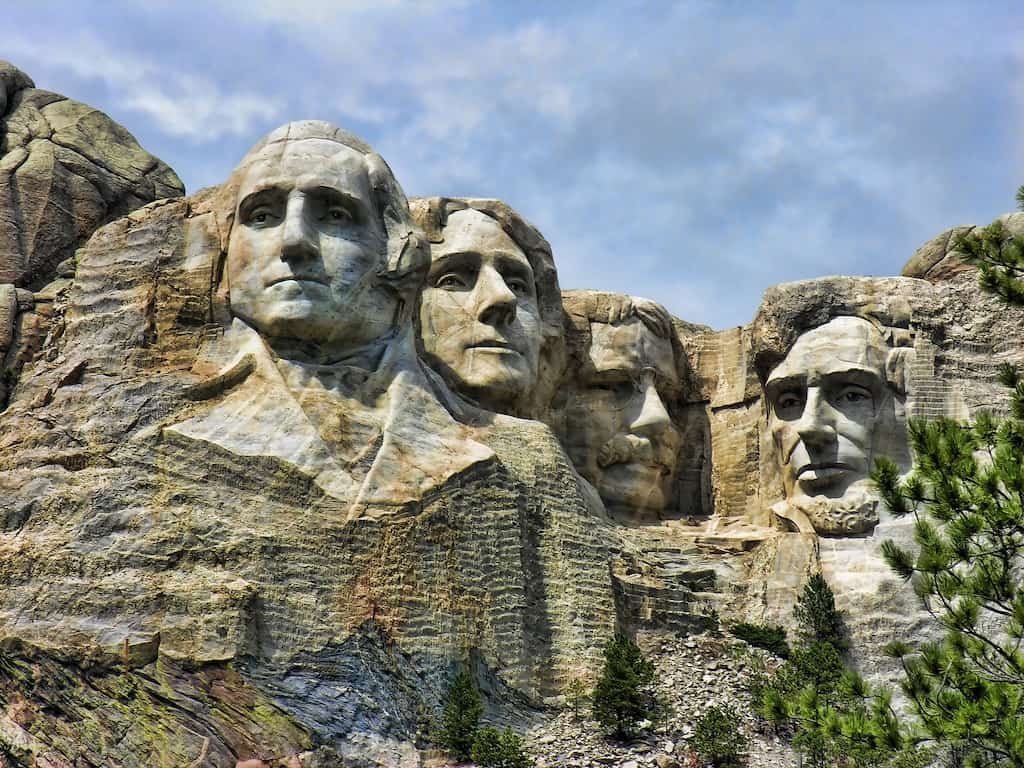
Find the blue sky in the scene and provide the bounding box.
[6,1,1022,329]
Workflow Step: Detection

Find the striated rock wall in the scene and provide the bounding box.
[0,62,1021,767]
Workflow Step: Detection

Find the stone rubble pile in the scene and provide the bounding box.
[522,632,796,768]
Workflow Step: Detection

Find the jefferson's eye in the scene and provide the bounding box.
[435,272,469,290]
[507,278,530,295]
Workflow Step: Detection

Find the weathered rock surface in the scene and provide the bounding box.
[0,67,1021,767]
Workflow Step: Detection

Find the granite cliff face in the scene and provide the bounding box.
[0,66,1020,767]
[0,60,184,408]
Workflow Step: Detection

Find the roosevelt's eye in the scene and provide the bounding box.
[593,380,635,399]
[326,206,353,224]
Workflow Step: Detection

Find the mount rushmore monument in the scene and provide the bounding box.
[1,60,1022,766]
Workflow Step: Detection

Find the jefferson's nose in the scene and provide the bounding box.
[280,195,319,263]
[630,371,672,436]
[795,387,836,446]
[475,265,517,326]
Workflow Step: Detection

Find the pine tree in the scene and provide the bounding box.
[471,727,532,768]
[952,184,1024,306]
[793,573,847,651]
[440,668,483,761]
[591,634,657,739]
[859,185,1024,765]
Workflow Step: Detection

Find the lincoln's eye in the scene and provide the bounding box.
[775,392,803,412]
[836,385,872,405]
[328,207,352,223]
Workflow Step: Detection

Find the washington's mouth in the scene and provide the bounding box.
[467,340,518,353]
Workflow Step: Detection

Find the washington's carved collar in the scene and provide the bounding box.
[165,319,494,517]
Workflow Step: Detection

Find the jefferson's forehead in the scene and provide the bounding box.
[236,139,371,201]
[768,317,888,384]
[588,319,676,379]
[434,209,529,267]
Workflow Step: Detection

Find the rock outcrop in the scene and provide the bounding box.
[0,64,1020,768]
[0,60,184,407]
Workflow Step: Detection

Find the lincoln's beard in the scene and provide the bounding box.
[786,480,879,536]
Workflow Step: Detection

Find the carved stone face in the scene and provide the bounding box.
[419,209,542,411]
[564,318,682,516]
[226,138,391,357]
[766,317,890,516]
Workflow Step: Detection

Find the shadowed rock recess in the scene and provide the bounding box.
[1,66,1022,767]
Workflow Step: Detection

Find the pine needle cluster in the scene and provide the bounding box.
[953,184,1024,306]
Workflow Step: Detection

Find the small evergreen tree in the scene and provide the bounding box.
[591,634,657,739]
[952,184,1024,306]
[440,668,483,761]
[690,704,748,767]
[565,677,588,720]
[471,727,532,768]
[729,622,790,658]
[793,573,847,651]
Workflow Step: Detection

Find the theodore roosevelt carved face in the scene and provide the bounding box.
[765,316,907,535]
[561,296,683,519]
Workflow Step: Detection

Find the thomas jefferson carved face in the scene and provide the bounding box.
[766,316,895,533]
[563,317,682,518]
[226,137,393,360]
[418,209,543,411]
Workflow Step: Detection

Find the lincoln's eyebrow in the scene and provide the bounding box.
[765,374,805,394]
[492,252,534,280]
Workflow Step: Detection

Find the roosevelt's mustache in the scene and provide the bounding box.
[598,434,671,470]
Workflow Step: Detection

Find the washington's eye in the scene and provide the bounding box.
[327,206,353,224]
[248,207,277,226]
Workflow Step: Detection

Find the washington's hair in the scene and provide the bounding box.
[211,121,428,325]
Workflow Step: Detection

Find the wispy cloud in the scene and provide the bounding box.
[4,33,281,141]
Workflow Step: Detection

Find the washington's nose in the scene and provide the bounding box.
[630,372,672,436]
[476,266,517,326]
[280,195,319,263]
[795,387,836,446]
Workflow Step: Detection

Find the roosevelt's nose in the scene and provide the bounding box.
[475,265,517,326]
[795,387,836,446]
[280,194,319,263]
[629,371,673,437]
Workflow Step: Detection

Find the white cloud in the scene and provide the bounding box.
[4,33,281,141]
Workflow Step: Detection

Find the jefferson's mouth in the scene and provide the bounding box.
[267,275,328,287]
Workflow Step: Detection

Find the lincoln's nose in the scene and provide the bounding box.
[795,387,837,448]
